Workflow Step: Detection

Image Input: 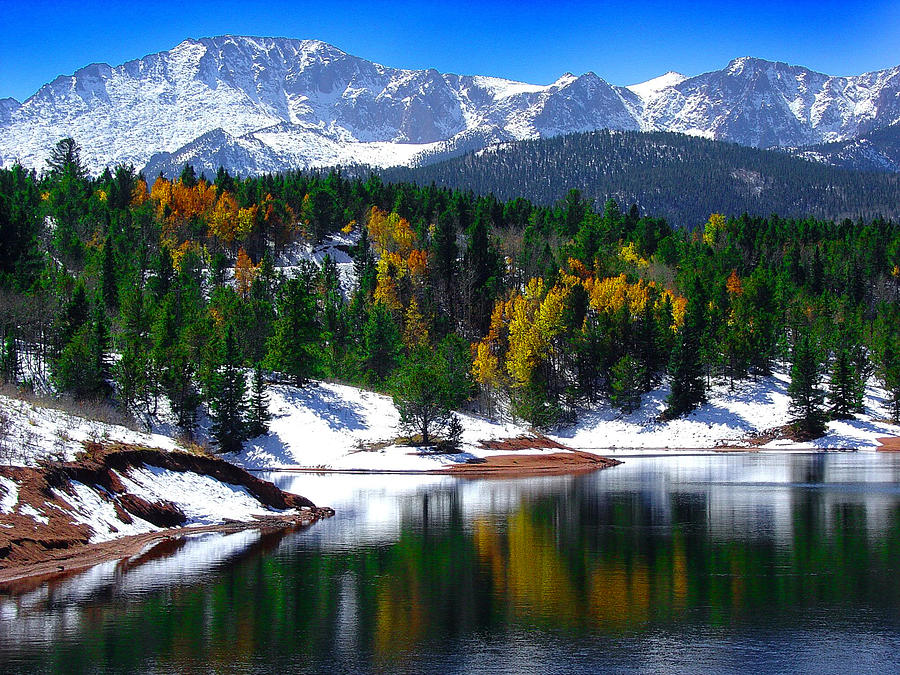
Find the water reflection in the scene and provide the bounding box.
[2,454,900,673]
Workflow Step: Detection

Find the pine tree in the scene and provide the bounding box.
[788,331,827,437]
[115,286,156,424]
[391,337,471,446]
[267,265,320,385]
[46,137,86,178]
[610,355,644,414]
[100,233,118,311]
[828,347,864,419]
[463,202,499,335]
[664,296,705,419]
[431,208,458,316]
[89,300,111,396]
[361,303,402,384]
[210,325,247,453]
[246,365,271,438]
[54,282,89,357]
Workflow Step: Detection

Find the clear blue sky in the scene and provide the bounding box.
[1,0,898,101]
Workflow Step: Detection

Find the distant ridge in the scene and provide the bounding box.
[378,130,900,226]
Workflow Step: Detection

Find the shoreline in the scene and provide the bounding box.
[243,445,869,474]
[4,441,897,587]
[0,509,332,589]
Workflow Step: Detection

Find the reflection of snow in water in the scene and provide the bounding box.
[270,453,900,551]
[0,529,261,645]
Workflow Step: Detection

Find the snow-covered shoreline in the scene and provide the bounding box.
[2,368,899,477]
[230,371,900,471]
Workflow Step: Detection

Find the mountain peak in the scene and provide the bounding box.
[626,71,687,101]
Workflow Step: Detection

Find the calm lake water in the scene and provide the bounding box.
[2,453,900,674]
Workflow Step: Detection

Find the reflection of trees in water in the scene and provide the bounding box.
[5,461,900,670]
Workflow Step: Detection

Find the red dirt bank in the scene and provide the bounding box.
[0,443,331,581]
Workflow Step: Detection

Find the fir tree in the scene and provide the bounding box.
[90,300,111,396]
[210,325,247,453]
[100,233,118,311]
[610,355,644,414]
[664,295,705,419]
[267,265,320,385]
[788,332,827,437]
[246,365,271,438]
[0,334,17,385]
[391,337,471,446]
[361,303,402,383]
[54,282,89,357]
[828,347,864,419]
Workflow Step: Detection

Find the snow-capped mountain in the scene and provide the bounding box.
[2,35,900,176]
[639,57,900,148]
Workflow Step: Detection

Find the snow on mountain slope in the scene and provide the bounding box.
[2,36,900,176]
[641,57,900,147]
[626,71,687,102]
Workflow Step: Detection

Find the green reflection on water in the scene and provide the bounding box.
[3,457,900,672]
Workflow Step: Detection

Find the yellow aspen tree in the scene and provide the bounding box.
[234,247,258,299]
[402,298,431,350]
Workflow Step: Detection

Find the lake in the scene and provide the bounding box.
[2,453,900,673]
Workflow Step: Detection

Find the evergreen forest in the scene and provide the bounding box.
[380,130,900,227]
[2,138,900,450]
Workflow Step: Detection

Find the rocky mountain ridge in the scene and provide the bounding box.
[2,35,899,176]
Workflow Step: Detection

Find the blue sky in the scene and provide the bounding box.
[1,0,898,101]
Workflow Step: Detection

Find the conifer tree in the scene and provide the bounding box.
[267,265,319,385]
[828,347,864,418]
[246,364,271,438]
[54,282,89,357]
[115,286,155,423]
[463,202,499,335]
[391,337,471,446]
[610,355,644,414]
[788,331,827,437]
[361,303,402,383]
[100,233,118,311]
[90,300,111,396]
[431,209,458,316]
[0,334,17,385]
[664,295,705,419]
[210,325,247,453]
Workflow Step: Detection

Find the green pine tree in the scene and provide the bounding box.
[361,303,402,384]
[663,296,705,419]
[610,355,644,414]
[267,266,320,385]
[828,347,864,419]
[210,325,248,453]
[0,334,17,385]
[788,332,827,437]
[246,365,271,438]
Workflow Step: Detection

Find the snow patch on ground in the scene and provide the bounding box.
[117,465,286,524]
[0,394,180,467]
[233,380,523,471]
[54,465,291,544]
[554,369,900,454]
[0,477,18,514]
[236,369,900,470]
[54,481,156,542]
[17,504,49,526]
[276,230,359,296]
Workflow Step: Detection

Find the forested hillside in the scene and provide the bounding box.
[2,138,900,451]
[379,131,900,227]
